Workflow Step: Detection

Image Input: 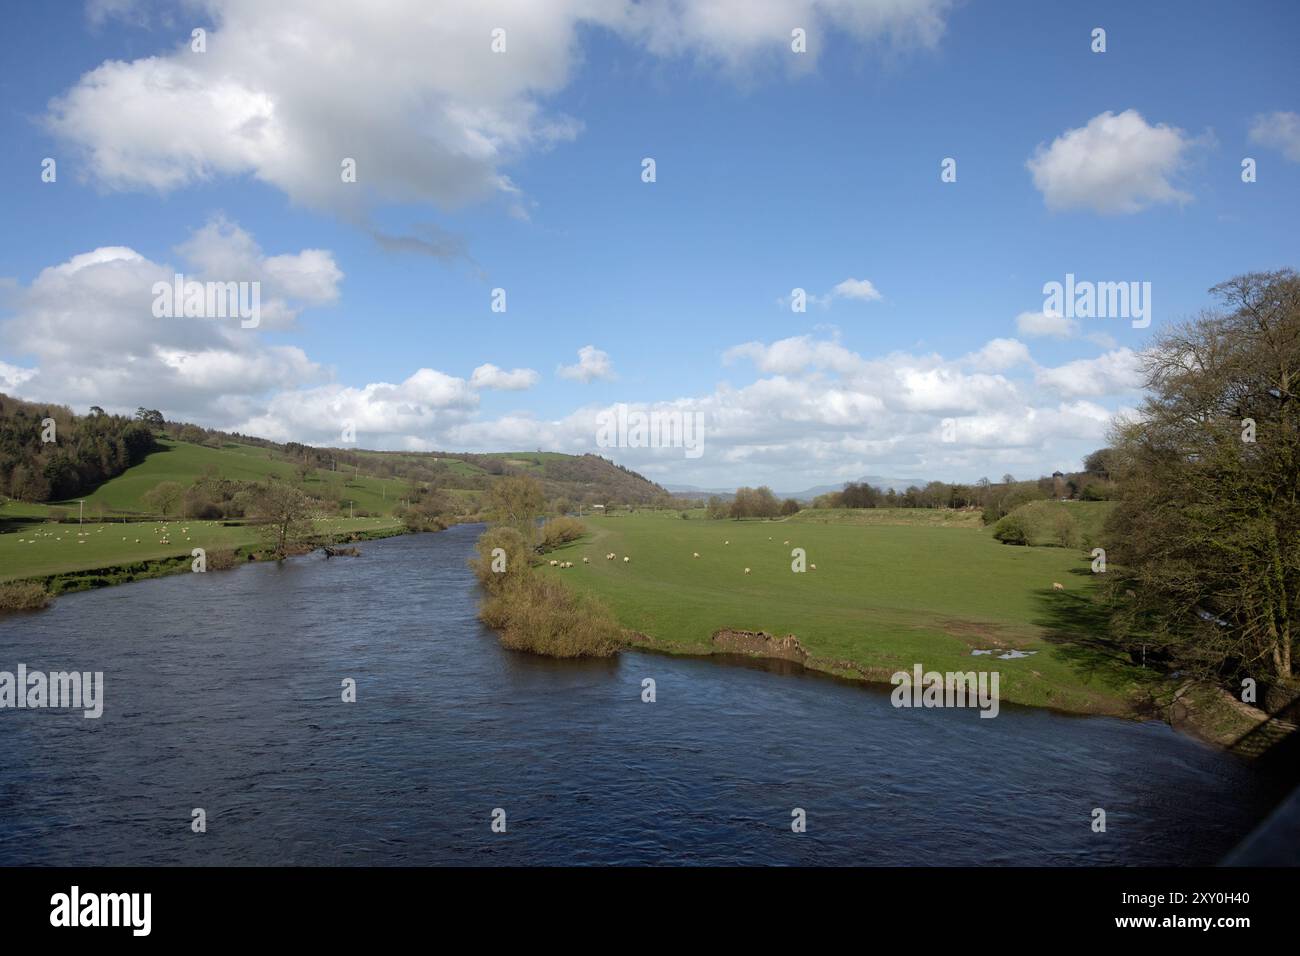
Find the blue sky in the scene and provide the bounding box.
[1,0,1297,490]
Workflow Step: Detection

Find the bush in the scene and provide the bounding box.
[538,516,586,551]
[0,581,53,612]
[1051,511,1078,548]
[47,508,69,523]
[205,549,240,570]
[480,573,621,658]
[469,526,532,593]
[993,513,1030,545]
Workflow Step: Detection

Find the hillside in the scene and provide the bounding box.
[993,500,1115,548]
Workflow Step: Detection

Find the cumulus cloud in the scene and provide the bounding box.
[470,363,540,390]
[49,0,952,218]
[232,369,480,447]
[1034,348,1144,398]
[830,277,882,302]
[0,227,340,419]
[1016,309,1077,339]
[558,345,615,383]
[1026,109,1195,214]
[962,337,1032,372]
[1248,110,1300,162]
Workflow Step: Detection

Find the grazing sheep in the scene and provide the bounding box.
[582,557,589,563]
[1052,582,1064,590]
[549,560,558,566]
[724,540,730,545]
[623,556,630,563]
[810,563,817,570]
[692,552,700,558]
[744,567,751,574]
[783,540,790,545]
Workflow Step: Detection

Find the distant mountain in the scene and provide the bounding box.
[666,475,931,502]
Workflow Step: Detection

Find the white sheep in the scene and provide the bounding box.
[692,552,700,558]
[549,560,558,566]
[744,567,751,574]
[810,563,817,571]
[623,556,630,563]
[582,557,589,563]
[1052,582,1064,590]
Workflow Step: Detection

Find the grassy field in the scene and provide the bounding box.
[0,513,401,584]
[54,439,408,516]
[541,510,1153,715]
[790,507,986,528]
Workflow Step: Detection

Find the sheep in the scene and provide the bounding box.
[692,552,700,558]
[623,556,630,563]
[783,540,790,545]
[582,557,589,563]
[1052,582,1064,591]
[549,560,558,566]
[744,567,751,574]
[810,563,817,571]
[724,540,730,545]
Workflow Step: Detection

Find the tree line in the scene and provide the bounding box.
[0,397,156,501]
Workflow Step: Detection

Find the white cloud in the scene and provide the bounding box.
[1027,109,1194,214]
[558,345,615,383]
[49,0,952,217]
[470,363,539,390]
[0,222,339,418]
[831,277,882,301]
[1248,110,1300,162]
[963,337,1032,372]
[232,370,479,446]
[1034,348,1144,398]
[1016,309,1077,339]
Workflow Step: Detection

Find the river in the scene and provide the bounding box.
[0,524,1283,865]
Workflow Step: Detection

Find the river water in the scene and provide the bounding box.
[0,524,1283,865]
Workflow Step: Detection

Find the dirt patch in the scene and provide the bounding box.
[711,628,808,662]
[933,617,1037,650]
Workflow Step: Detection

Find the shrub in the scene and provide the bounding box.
[47,508,69,523]
[481,572,621,658]
[538,516,586,551]
[469,526,532,593]
[0,581,53,612]
[1051,511,1078,548]
[993,513,1030,545]
[205,549,240,570]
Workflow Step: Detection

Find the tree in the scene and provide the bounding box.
[780,498,801,516]
[134,408,165,430]
[1105,270,1300,682]
[253,481,316,557]
[142,480,184,516]
[486,475,545,545]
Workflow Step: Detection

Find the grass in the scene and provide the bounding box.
[995,499,1114,547]
[57,439,410,517]
[789,506,986,528]
[541,511,1156,715]
[0,512,402,585]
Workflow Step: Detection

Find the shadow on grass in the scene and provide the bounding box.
[1030,585,1144,687]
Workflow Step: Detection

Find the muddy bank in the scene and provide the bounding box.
[623,627,1298,760]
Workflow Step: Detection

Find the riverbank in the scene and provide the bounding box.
[0,515,408,598]
[525,514,1297,757]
